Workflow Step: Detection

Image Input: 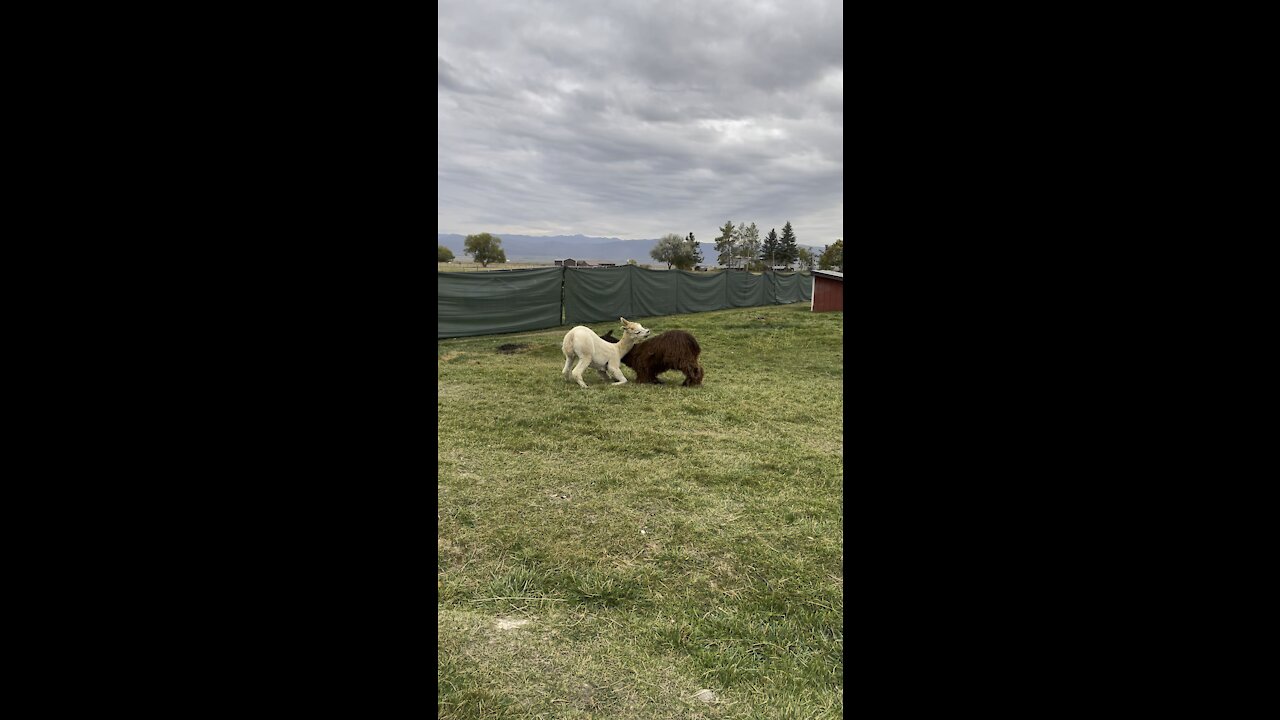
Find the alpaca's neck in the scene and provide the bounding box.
[617,335,639,354]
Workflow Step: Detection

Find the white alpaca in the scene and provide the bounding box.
[561,317,652,388]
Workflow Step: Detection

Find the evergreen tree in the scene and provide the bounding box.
[713,220,738,268]
[686,232,703,266]
[759,228,780,268]
[778,221,799,268]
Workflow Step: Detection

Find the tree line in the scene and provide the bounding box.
[711,220,841,272]
[439,228,841,272]
[655,221,841,272]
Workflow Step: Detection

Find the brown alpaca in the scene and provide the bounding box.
[599,329,704,386]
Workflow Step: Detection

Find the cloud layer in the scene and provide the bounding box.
[438,0,843,246]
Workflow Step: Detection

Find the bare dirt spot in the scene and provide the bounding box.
[496,618,531,630]
[496,343,530,354]
[440,351,464,362]
[438,538,464,565]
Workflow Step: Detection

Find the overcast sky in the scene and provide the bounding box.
[438,0,842,246]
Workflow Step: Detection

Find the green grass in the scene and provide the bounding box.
[438,261,555,272]
[438,304,843,719]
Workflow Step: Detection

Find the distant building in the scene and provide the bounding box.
[559,258,618,268]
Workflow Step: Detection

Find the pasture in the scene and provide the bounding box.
[439,261,560,272]
[437,304,844,718]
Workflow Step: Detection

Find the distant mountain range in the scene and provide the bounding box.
[437,233,821,267]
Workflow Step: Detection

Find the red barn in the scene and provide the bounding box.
[811,270,843,312]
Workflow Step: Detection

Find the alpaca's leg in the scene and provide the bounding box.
[680,363,695,386]
[608,362,628,385]
[562,352,574,380]
[572,356,592,388]
[637,368,658,384]
[687,363,703,386]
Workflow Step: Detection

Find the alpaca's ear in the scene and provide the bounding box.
[619,317,627,324]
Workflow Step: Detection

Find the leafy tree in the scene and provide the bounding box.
[463,232,507,267]
[686,232,703,267]
[713,220,738,268]
[797,247,815,271]
[778,221,799,268]
[738,222,760,270]
[627,258,638,265]
[648,233,700,270]
[818,239,843,271]
[438,245,454,263]
[650,233,689,270]
[650,234,678,269]
[759,228,780,268]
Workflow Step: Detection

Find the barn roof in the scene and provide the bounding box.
[812,270,843,280]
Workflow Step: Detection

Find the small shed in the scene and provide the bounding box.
[811,270,843,312]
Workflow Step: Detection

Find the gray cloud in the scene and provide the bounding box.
[438,0,843,244]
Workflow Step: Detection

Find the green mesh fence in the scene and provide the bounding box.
[438,267,564,339]
[439,266,814,338]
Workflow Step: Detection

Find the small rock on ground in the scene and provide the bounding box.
[692,689,717,703]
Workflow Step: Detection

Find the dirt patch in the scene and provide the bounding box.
[496,343,530,354]
[496,617,531,630]
[438,537,463,565]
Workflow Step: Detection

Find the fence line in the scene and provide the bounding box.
[439,265,812,339]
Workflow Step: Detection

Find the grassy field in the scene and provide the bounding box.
[438,304,843,718]
[439,261,557,272]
